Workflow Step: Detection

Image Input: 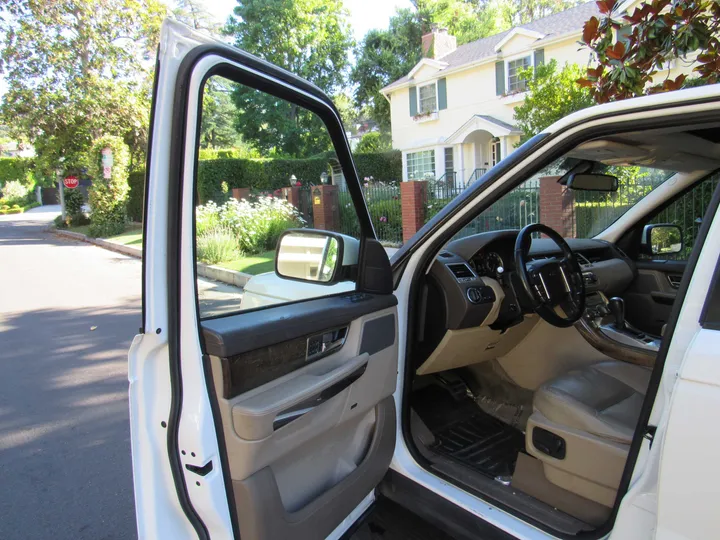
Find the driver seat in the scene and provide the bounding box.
[525,361,652,508]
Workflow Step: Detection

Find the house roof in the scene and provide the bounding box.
[382,1,601,93]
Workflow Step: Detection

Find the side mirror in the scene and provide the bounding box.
[275,229,359,285]
[566,173,619,192]
[641,224,683,256]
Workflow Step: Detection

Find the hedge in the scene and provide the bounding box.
[354,151,402,182]
[0,157,35,186]
[127,170,145,222]
[125,150,403,216]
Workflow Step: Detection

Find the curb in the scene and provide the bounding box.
[53,229,252,289]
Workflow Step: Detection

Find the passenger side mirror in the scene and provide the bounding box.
[566,173,619,192]
[275,229,358,284]
[641,224,683,256]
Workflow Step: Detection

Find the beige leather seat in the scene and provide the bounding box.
[526,361,652,507]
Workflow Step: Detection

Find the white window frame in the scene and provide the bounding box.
[505,53,533,94]
[417,81,438,114]
[405,149,436,180]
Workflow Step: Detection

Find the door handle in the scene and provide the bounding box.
[273,362,367,430]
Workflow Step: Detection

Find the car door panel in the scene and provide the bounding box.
[204,306,398,539]
[623,262,683,335]
[137,19,399,539]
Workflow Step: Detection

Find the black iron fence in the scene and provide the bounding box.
[338,182,403,246]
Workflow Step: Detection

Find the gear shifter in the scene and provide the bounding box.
[608,297,625,330]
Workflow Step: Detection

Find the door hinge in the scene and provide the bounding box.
[643,425,657,448]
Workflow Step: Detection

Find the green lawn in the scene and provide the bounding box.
[218,250,275,275]
[108,228,143,246]
[66,223,274,275]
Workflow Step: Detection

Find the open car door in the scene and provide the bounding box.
[129,20,398,540]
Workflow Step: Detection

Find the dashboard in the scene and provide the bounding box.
[422,230,636,336]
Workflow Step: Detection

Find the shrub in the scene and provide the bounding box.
[127,171,145,222]
[196,227,241,264]
[64,188,85,220]
[85,135,130,237]
[196,196,304,254]
[54,215,68,229]
[1,180,30,205]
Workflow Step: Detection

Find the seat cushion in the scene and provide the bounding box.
[533,361,652,444]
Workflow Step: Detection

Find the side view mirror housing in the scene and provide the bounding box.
[641,223,683,256]
[275,229,359,285]
[566,173,619,192]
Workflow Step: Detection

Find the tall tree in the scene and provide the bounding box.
[224,0,354,157]
[513,60,594,141]
[172,0,218,31]
[0,0,165,173]
[351,8,424,131]
[200,78,242,149]
[579,0,720,103]
[414,0,506,44]
[500,0,584,25]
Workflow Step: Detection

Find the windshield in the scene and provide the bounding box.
[450,161,675,241]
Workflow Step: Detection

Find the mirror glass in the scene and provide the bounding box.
[276,232,340,283]
[650,225,682,255]
[567,173,619,192]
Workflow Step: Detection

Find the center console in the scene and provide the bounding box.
[575,293,659,367]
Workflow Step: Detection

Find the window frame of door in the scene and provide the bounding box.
[160,44,384,539]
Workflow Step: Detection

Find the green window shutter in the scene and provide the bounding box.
[495,61,505,96]
[437,78,447,110]
[409,86,417,116]
[534,48,545,67]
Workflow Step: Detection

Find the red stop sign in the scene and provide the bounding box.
[63,176,79,189]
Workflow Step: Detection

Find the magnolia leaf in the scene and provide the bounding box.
[583,17,600,43]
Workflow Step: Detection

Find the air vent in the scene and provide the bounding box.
[576,253,591,266]
[447,263,476,282]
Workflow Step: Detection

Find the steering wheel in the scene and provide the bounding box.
[514,224,586,328]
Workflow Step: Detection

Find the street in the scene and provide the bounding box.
[0,208,245,539]
[0,208,140,539]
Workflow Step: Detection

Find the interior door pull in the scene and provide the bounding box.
[273,363,367,431]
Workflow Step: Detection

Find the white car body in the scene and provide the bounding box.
[129,19,720,540]
[241,272,354,310]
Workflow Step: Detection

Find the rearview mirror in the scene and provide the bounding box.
[642,224,683,256]
[275,230,358,284]
[566,173,619,192]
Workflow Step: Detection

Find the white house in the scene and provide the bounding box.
[381,0,697,185]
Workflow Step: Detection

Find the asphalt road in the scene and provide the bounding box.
[0,208,140,539]
[0,208,246,539]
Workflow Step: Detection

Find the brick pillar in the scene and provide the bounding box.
[312,185,339,231]
[539,176,576,237]
[281,185,301,209]
[231,187,251,201]
[401,180,428,242]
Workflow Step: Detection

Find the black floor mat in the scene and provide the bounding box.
[412,385,525,479]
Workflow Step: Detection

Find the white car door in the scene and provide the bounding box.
[128,20,399,539]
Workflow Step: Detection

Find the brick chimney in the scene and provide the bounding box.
[421,25,457,60]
